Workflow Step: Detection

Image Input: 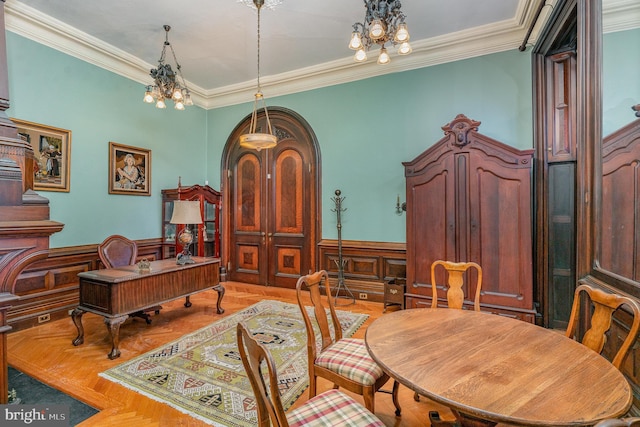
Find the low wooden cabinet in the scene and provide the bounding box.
[384,278,405,311]
[161,185,221,260]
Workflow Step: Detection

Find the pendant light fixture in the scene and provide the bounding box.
[348,0,412,65]
[143,25,193,110]
[239,0,278,151]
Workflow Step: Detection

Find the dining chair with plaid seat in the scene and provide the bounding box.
[236,322,385,427]
[295,270,401,416]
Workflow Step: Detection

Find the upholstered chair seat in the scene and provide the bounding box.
[314,338,384,385]
[286,388,384,427]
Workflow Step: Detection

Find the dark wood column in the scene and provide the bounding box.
[0,0,64,403]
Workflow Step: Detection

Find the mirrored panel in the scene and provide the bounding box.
[598,0,640,281]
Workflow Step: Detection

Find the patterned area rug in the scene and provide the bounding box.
[100,300,368,426]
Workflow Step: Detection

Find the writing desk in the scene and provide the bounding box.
[365,308,632,426]
[72,257,222,359]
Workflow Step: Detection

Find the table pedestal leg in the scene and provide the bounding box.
[105,315,128,360]
[453,410,497,427]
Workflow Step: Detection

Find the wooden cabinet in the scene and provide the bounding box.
[403,114,537,322]
[161,185,221,260]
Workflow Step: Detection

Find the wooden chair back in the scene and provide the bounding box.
[431,260,483,311]
[236,322,288,427]
[98,234,137,268]
[295,270,342,363]
[566,284,640,369]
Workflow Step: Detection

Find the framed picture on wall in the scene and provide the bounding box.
[108,142,151,196]
[13,118,72,192]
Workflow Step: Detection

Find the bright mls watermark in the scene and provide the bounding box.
[1,405,69,426]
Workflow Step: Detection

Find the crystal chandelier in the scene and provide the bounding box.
[239,0,278,151]
[143,25,193,110]
[348,0,412,65]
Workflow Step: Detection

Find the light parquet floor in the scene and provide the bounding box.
[7,282,456,426]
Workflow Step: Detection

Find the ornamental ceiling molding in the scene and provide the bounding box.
[5,0,637,110]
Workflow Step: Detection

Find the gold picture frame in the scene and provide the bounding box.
[13,118,71,192]
[108,142,151,196]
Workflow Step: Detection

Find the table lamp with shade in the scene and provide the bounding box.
[170,200,202,265]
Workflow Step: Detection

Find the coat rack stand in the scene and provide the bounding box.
[331,189,354,305]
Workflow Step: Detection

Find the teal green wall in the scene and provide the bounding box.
[603,28,640,136]
[7,30,535,247]
[6,33,208,248]
[207,49,534,242]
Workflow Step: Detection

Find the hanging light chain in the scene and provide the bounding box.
[256,2,262,92]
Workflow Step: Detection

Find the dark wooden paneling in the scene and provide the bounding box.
[8,239,163,331]
[548,162,576,329]
[318,239,406,302]
[10,239,398,328]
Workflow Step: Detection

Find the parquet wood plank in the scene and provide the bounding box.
[7,282,452,426]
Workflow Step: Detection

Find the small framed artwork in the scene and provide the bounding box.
[13,118,71,192]
[108,142,151,196]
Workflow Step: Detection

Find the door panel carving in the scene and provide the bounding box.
[275,149,303,234]
[237,155,262,232]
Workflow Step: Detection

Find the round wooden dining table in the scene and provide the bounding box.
[365,308,632,426]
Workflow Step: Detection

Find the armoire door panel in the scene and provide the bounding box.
[601,161,637,277]
[470,163,533,309]
[601,122,640,282]
[407,155,456,296]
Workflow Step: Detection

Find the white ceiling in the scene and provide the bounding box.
[4,0,637,109]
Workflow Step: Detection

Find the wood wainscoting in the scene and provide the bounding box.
[318,239,406,303]
[10,238,402,331]
[9,239,163,332]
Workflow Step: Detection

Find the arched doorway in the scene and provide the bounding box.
[221,107,320,288]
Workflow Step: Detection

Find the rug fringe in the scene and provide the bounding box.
[98,372,226,427]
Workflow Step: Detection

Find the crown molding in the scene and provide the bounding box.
[603,0,640,33]
[6,0,636,110]
[4,0,209,106]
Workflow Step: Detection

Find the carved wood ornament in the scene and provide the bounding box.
[442,114,481,147]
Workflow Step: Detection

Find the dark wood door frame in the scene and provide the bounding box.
[221,107,321,287]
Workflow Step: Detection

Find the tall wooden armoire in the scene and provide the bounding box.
[403,114,537,322]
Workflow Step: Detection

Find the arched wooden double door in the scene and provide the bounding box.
[221,107,320,288]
